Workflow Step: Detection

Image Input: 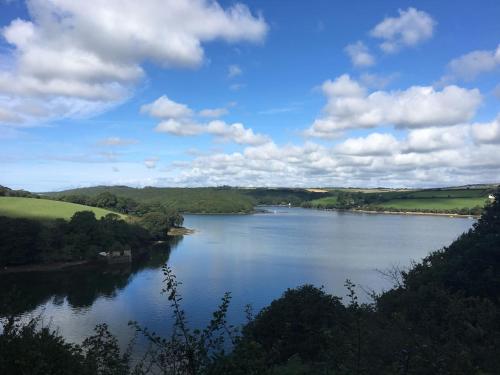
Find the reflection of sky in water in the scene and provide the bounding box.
[6,208,473,349]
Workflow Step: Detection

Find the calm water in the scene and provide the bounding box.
[1,207,473,348]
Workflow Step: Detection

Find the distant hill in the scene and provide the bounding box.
[43,185,495,215]
[0,197,125,221]
[45,186,256,214]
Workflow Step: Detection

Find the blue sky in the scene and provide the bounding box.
[1,0,500,191]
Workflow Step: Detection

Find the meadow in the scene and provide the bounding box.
[0,197,125,221]
[377,197,487,211]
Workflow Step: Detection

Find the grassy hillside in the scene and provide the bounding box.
[0,197,125,221]
[378,197,487,210]
[44,185,494,214]
[307,196,338,208]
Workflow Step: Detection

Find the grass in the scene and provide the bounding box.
[308,196,338,207]
[377,197,488,210]
[0,197,126,221]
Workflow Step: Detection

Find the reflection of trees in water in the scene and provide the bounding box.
[0,239,183,317]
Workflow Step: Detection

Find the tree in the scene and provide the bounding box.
[139,212,171,240]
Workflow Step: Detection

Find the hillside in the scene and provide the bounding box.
[0,197,125,221]
[44,185,494,215]
[45,186,255,214]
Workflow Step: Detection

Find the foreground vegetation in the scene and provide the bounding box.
[1,190,499,374]
[0,187,184,268]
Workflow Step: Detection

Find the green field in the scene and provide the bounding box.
[0,197,125,221]
[307,196,338,208]
[378,197,488,210]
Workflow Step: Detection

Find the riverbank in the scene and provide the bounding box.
[167,227,195,236]
[260,205,479,218]
[351,208,479,218]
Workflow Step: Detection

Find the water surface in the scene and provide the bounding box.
[1,207,473,347]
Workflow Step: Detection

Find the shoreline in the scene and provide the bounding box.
[256,205,478,218]
[167,227,195,236]
[350,208,479,219]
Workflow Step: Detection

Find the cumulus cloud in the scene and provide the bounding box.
[143,95,269,145]
[472,116,500,144]
[155,119,269,145]
[402,125,470,153]
[227,64,242,78]
[336,133,399,156]
[167,131,500,188]
[344,41,375,67]
[0,0,267,125]
[370,7,435,53]
[140,96,193,119]
[155,119,204,136]
[442,45,500,82]
[305,75,481,138]
[206,120,270,145]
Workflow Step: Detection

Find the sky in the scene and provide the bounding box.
[1,0,500,192]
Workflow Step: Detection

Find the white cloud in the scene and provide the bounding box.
[199,107,228,117]
[228,64,242,78]
[155,119,270,145]
[141,96,193,119]
[0,0,267,125]
[206,120,270,145]
[344,41,375,67]
[443,45,500,82]
[370,7,435,53]
[143,95,269,145]
[472,116,500,144]
[306,75,481,138]
[98,137,138,146]
[165,130,500,188]
[336,133,399,156]
[402,125,470,153]
[155,119,204,136]
[144,157,159,169]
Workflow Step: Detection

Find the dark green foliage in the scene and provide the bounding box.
[242,285,347,364]
[0,317,88,375]
[50,186,255,214]
[243,188,329,206]
[0,185,39,198]
[0,211,151,266]
[139,212,172,239]
[0,316,133,375]
[400,189,500,300]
